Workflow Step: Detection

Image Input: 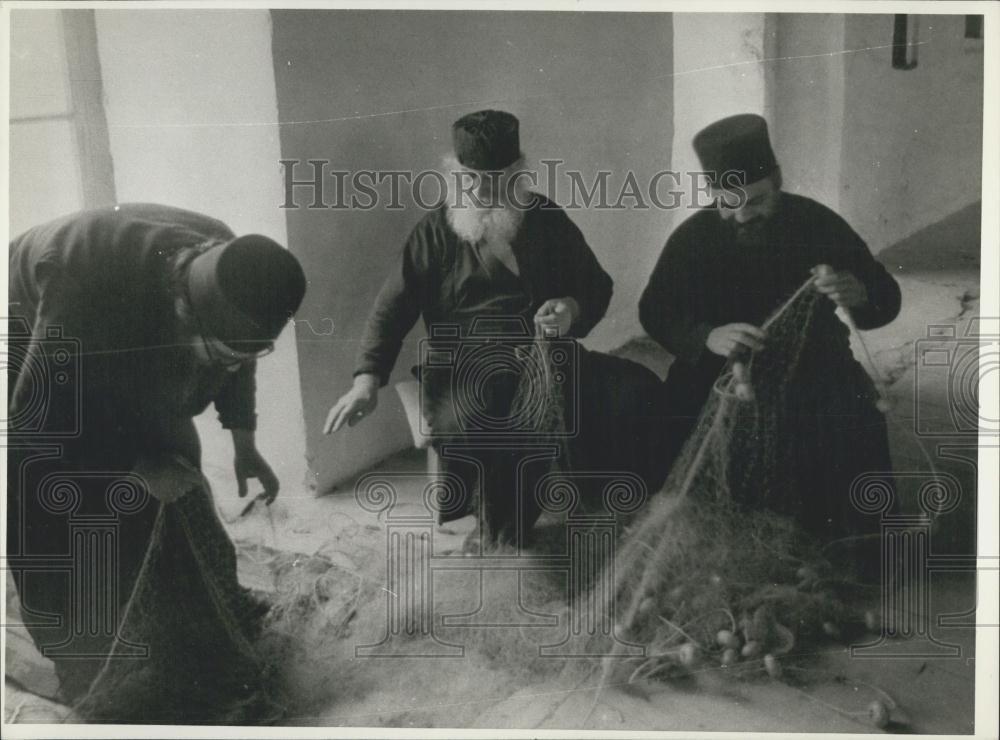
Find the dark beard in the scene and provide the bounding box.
[733,218,770,247]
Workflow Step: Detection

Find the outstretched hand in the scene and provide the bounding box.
[323,374,379,434]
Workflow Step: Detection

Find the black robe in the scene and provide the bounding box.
[354,194,663,540]
[354,193,613,385]
[7,204,274,719]
[639,192,901,539]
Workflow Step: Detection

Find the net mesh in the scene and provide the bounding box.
[576,278,870,691]
[67,495,287,724]
[509,335,575,470]
[44,280,881,723]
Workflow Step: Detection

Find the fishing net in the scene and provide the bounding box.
[180,277,891,719]
[568,277,889,691]
[250,544,384,716]
[64,492,288,724]
[510,336,668,506]
[39,510,383,724]
[17,279,888,725]
[509,332,576,468]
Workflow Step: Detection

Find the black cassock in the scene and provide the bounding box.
[640,192,901,541]
[356,194,665,544]
[7,205,273,718]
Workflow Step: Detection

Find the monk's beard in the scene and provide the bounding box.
[446,201,524,245]
[734,217,770,247]
[730,195,780,248]
[442,154,530,245]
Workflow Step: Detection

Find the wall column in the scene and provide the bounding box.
[95,10,309,491]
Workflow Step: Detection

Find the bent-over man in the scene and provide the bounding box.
[7,203,306,720]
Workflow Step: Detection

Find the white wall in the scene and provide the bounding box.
[8,10,85,236]
[771,13,847,212]
[74,9,985,495]
[94,10,309,492]
[839,14,984,252]
[673,13,983,255]
[271,10,675,489]
[671,13,775,212]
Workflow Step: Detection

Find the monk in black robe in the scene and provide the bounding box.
[640,114,900,545]
[325,110,663,547]
[7,204,306,719]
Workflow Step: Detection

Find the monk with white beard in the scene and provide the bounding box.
[324,109,627,549]
[444,151,526,249]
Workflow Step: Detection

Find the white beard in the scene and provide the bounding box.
[441,153,530,246]
[446,201,524,245]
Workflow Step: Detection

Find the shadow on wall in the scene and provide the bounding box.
[878,201,981,274]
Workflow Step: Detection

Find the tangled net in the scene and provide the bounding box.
[508,331,576,469]
[254,545,382,715]
[29,279,901,727]
[554,277,899,725]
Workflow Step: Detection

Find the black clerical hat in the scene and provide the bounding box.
[187,235,307,352]
[452,109,521,171]
[693,113,778,187]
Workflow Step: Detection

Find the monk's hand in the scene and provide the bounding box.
[534,297,579,338]
[812,264,868,308]
[232,429,280,503]
[706,323,766,357]
[323,374,379,434]
[134,452,207,504]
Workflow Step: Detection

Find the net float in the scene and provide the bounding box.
[720,648,739,667]
[868,699,890,728]
[763,654,782,679]
[716,629,741,649]
[678,643,702,667]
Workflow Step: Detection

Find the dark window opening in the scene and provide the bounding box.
[965,15,983,40]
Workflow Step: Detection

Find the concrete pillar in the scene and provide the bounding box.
[671,13,774,210]
[94,10,309,491]
[770,13,847,212]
